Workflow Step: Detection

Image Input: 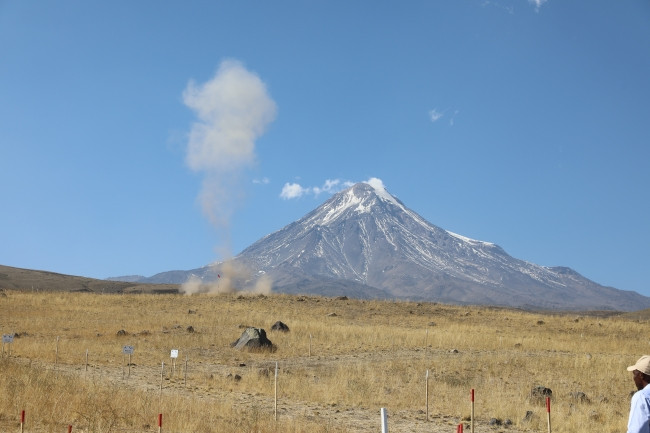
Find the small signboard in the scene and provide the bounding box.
[122,345,134,355]
[2,334,13,344]
[170,349,179,359]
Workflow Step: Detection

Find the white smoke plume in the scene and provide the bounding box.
[182,59,277,295]
[184,59,277,227]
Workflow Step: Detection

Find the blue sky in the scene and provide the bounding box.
[1,1,649,297]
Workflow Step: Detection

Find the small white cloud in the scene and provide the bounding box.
[364,177,385,191]
[280,178,354,200]
[528,0,548,12]
[429,109,444,122]
[253,177,270,185]
[280,182,307,199]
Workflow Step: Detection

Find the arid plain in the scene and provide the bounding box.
[0,288,647,432]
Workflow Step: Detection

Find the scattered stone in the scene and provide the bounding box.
[522,410,534,423]
[116,329,128,337]
[489,418,502,426]
[569,391,589,403]
[504,419,513,426]
[258,365,275,377]
[186,326,195,333]
[537,320,545,325]
[327,312,338,317]
[230,327,275,352]
[589,410,601,421]
[188,309,197,314]
[238,324,253,329]
[450,349,459,354]
[531,385,552,397]
[530,386,553,404]
[335,296,348,301]
[271,321,290,332]
[227,373,242,382]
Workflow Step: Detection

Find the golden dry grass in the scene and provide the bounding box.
[0,290,645,432]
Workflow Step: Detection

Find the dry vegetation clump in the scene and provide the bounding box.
[0,290,645,432]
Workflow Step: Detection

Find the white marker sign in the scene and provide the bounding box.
[122,345,134,355]
[170,349,179,359]
[2,334,13,343]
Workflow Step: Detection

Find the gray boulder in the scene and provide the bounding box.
[271,321,290,332]
[230,327,274,351]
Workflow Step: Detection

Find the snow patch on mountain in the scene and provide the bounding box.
[447,230,495,247]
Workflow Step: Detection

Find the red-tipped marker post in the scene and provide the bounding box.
[457,422,464,433]
[68,425,72,433]
[546,396,551,433]
[470,389,475,433]
[20,410,25,433]
[158,413,163,433]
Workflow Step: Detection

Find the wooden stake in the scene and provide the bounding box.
[425,369,429,421]
[160,361,165,396]
[184,356,188,387]
[274,362,278,421]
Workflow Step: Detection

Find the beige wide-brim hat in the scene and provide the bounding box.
[627,355,650,375]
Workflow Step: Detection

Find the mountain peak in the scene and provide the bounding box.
[361,177,400,206]
[309,180,404,227]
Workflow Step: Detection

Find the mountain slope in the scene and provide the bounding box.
[129,182,649,311]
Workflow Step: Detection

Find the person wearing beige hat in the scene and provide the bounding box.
[626,355,650,433]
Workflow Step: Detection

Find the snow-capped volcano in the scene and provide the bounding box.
[133,181,650,311]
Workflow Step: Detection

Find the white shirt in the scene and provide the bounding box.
[628,383,650,433]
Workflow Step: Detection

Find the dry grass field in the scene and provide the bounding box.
[0,289,646,432]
